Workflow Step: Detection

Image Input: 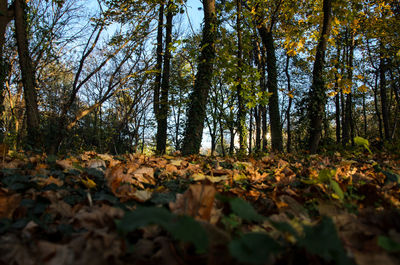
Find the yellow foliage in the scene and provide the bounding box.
[358,85,368,93]
[328,91,338,97]
[81,177,96,189]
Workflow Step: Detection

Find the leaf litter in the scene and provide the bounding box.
[0,151,399,264]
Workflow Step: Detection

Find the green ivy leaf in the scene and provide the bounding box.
[299,217,352,265]
[378,236,400,252]
[330,180,344,201]
[318,169,336,184]
[229,198,265,222]
[229,233,281,265]
[117,207,208,253]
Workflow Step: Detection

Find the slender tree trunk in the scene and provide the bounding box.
[249,108,253,154]
[0,1,13,137]
[257,27,283,152]
[307,0,332,153]
[285,55,292,153]
[334,45,341,144]
[254,106,261,152]
[253,37,264,152]
[229,128,234,155]
[343,32,355,146]
[15,0,41,148]
[236,0,246,155]
[219,118,226,156]
[182,0,216,155]
[362,93,367,137]
[373,71,384,140]
[156,0,173,154]
[154,3,164,141]
[380,50,390,140]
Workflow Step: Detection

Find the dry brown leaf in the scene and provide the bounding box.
[0,189,21,219]
[86,159,106,171]
[49,200,74,218]
[56,159,75,170]
[131,190,153,202]
[37,240,73,265]
[0,234,35,265]
[34,176,64,187]
[169,184,216,221]
[72,204,124,230]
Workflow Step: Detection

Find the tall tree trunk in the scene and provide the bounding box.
[0,1,13,138]
[156,0,173,154]
[334,46,341,144]
[307,0,332,153]
[257,28,283,152]
[154,3,164,141]
[285,55,292,153]
[254,106,261,152]
[380,49,390,140]
[219,121,226,156]
[253,37,265,152]
[342,32,355,146]
[249,108,252,154]
[362,93,367,137]
[181,0,216,155]
[229,128,235,155]
[373,71,384,139]
[15,0,41,148]
[236,0,246,156]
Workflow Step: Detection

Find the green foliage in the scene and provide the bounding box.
[117,207,209,253]
[378,236,400,253]
[298,217,353,265]
[229,197,265,222]
[354,137,372,154]
[229,233,281,265]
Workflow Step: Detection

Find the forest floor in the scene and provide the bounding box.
[0,148,400,265]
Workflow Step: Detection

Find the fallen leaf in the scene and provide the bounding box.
[0,189,21,218]
[169,184,216,221]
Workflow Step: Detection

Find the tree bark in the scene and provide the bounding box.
[15,0,41,148]
[181,0,216,155]
[236,0,247,156]
[285,55,292,153]
[258,27,283,152]
[153,3,163,132]
[0,1,14,135]
[380,50,390,140]
[156,0,173,154]
[342,32,355,146]
[307,0,332,153]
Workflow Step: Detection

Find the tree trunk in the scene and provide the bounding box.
[154,3,164,140]
[334,46,341,144]
[249,108,252,154]
[257,28,283,152]
[236,0,246,156]
[373,71,384,139]
[15,0,41,149]
[0,1,13,137]
[253,37,265,152]
[181,0,216,155]
[380,50,390,140]
[229,128,235,155]
[156,0,173,154]
[307,0,332,153]
[254,106,261,152]
[285,55,292,153]
[342,32,355,146]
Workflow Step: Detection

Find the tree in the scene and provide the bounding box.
[14,0,41,148]
[251,0,284,152]
[181,0,217,155]
[307,0,332,153]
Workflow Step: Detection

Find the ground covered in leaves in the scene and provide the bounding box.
[1,150,400,265]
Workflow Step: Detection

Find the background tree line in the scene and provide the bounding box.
[0,0,399,155]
